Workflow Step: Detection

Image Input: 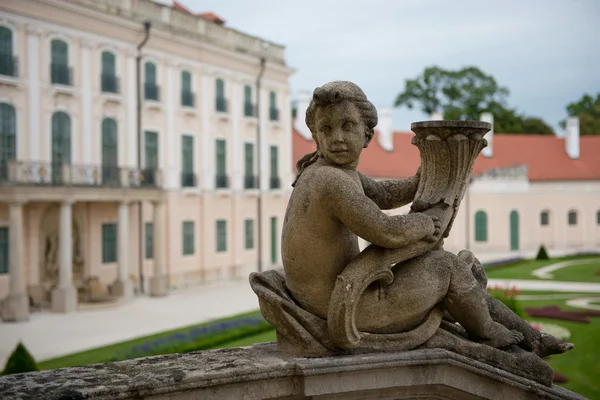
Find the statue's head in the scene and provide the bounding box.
[292,82,378,186]
[306,82,377,165]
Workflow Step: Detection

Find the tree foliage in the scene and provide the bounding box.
[2,342,39,376]
[395,66,554,135]
[560,93,600,136]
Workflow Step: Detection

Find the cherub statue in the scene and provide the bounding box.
[251,81,572,377]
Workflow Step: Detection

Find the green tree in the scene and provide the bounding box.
[395,66,554,135]
[560,93,600,136]
[2,342,39,375]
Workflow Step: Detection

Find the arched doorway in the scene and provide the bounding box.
[510,210,519,251]
[51,111,71,184]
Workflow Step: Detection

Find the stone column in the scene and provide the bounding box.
[149,201,168,296]
[112,202,134,300]
[52,201,78,313]
[1,202,29,322]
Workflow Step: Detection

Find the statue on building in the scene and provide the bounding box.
[250,81,573,387]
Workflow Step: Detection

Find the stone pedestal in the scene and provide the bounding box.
[1,293,29,322]
[111,279,134,300]
[0,345,584,399]
[51,286,78,313]
[149,275,168,297]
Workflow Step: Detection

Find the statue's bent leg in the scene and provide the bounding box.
[443,251,524,349]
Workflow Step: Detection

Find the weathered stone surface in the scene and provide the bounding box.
[250,81,574,384]
[0,344,583,400]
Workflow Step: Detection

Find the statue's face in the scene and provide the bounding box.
[314,101,368,167]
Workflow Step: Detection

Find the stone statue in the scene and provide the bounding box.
[250,81,573,386]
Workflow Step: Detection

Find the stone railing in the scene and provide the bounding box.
[0,344,583,399]
[0,160,163,189]
[65,0,286,64]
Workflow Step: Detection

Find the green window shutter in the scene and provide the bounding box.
[182,135,194,173]
[0,227,8,274]
[216,220,227,252]
[101,223,117,263]
[216,78,224,98]
[597,210,600,225]
[181,71,191,92]
[101,51,115,75]
[216,139,226,176]
[182,221,195,255]
[0,27,12,56]
[244,143,254,177]
[101,118,118,165]
[270,217,277,264]
[245,219,254,249]
[244,85,252,104]
[51,111,72,176]
[145,222,153,259]
[510,210,519,251]
[540,211,549,226]
[270,146,278,178]
[568,211,577,226]
[144,131,158,168]
[51,39,68,65]
[0,104,16,180]
[144,62,156,84]
[474,211,487,242]
[269,91,276,109]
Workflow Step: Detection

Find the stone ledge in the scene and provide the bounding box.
[0,344,584,400]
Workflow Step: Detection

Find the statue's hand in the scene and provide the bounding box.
[408,213,441,242]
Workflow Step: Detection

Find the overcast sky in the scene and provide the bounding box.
[178,0,599,134]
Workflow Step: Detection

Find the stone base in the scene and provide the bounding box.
[51,286,78,313]
[149,276,168,297]
[111,279,134,301]
[1,293,30,322]
[0,344,584,399]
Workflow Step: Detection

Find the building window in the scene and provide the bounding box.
[216,220,227,252]
[143,130,158,186]
[568,210,578,226]
[181,71,194,106]
[182,221,195,255]
[181,135,195,187]
[51,39,70,85]
[0,227,8,274]
[145,222,153,259]
[0,27,16,77]
[244,85,255,117]
[597,210,600,225]
[269,91,279,121]
[474,211,487,242]
[101,118,118,185]
[144,61,159,101]
[101,223,117,263]
[270,146,280,189]
[245,219,254,249]
[271,217,277,264]
[540,211,550,226]
[244,143,256,189]
[215,139,228,188]
[510,210,519,251]
[51,111,71,184]
[215,78,227,112]
[0,103,17,181]
[101,51,118,93]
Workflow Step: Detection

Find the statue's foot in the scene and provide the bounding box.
[533,333,574,358]
[478,322,524,349]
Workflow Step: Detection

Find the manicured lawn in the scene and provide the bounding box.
[485,255,600,282]
[513,295,600,398]
[37,310,269,370]
[218,329,276,349]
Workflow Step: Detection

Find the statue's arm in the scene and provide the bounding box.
[319,169,431,248]
[359,168,420,210]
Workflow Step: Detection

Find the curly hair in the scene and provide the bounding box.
[292,81,378,187]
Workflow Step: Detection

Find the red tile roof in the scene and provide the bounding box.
[170,2,226,25]
[292,128,600,182]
